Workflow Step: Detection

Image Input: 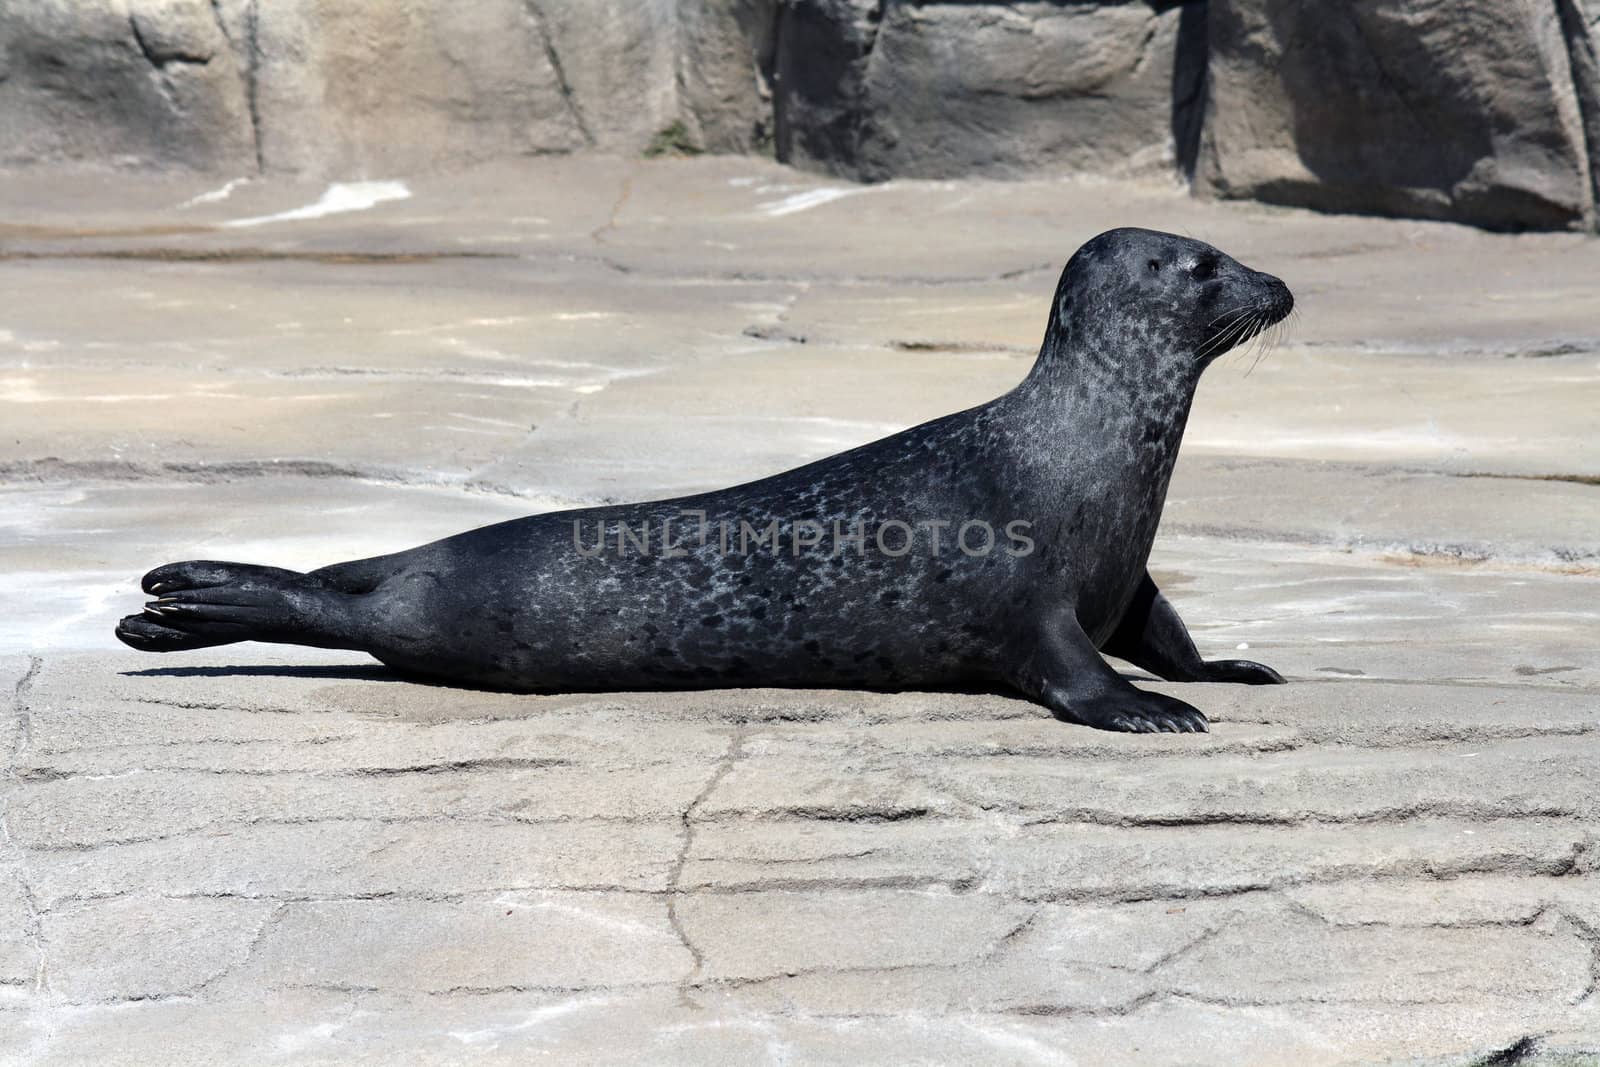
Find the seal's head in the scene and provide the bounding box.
[1048,227,1293,370]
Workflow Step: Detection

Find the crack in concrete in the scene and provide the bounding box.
[3,658,51,1001]
[182,900,288,999]
[0,248,511,265]
[687,860,1598,905]
[1552,905,1600,1005]
[1013,804,1585,829]
[1275,892,1554,933]
[1166,522,1600,575]
[589,168,637,246]
[689,953,1172,1019]
[15,813,681,855]
[1278,675,1600,698]
[1458,470,1600,489]
[912,762,1594,831]
[52,734,364,753]
[16,756,576,783]
[666,727,747,1007]
[33,875,1599,912]
[20,794,1585,858]
[1472,1036,1544,1067]
[1002,987,1173,1020]
[1140,921,1233,976]
[120,697,340,715]
[888,338,1033,355]
[1149,987,1568,1009]
[280,978,675,998]
[35,881,970,913]
[0,458,423,489]
[1225,713,1600,745]
[140,902,288,1004]
[9,657,41,766]
[722,803,936,823]
[679,874,978,897]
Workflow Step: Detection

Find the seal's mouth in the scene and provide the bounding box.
[1198,271,1294,363]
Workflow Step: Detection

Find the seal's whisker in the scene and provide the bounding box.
[1196,311,1248,358]
[1205,304,1250,327]
[1204,302,1257,329]
[1243,337,1267,377]
[1199,324,1247,362]
[1197,306,1259,360]
[1236,316,1263,373]
[1195,327,1234,361]
[1243,314,1285,378]
[1234,312,1268,371]
[1256,312,1278,359]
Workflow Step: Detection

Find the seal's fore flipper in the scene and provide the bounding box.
[1011,604,1211,733]
[1101,572,1285,685]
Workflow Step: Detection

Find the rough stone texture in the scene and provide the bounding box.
[1199,0,1600,231]
[677,0,778,155]
[0,0,258,171]
[234,894,693,993]
[768,0,1193,180]
[1,158,1599,1061]
[1,0,678,175]
[7,0,1600,231]
[679,888,1036,979]
[235,0,583,175]
[44,896,276,1002]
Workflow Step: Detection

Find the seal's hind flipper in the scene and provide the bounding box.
[116,560,360,653]
[140,560,307,597]
[115,612,247,652]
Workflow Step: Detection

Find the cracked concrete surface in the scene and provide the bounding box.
[1,156,1598,1064]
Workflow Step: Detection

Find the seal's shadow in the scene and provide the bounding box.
[124,664,416,684]
[121,663,1157,694]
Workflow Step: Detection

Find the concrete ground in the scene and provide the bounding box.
[2,157,1598,1064]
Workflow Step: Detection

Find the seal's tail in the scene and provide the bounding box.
[114,560,355,652]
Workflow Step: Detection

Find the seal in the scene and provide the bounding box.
[115,227,1293,732]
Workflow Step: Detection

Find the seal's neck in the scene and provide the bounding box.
[992,320,1200,576]
[1011,319,1201,454]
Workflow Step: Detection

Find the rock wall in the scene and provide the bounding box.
[3,0,1599,231]
[0,0,680,175]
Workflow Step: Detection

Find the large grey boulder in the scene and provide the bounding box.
[1196,0,1600,231]
[0,0,257,171]
[221,0,586,175]
[223,0,682,172]
[1558,0,1600,214]
[677,0,779,155]
[766,0,1195,181]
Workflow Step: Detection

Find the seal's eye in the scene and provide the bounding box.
[1146,259,1161,274]
[1191,257,1217,281]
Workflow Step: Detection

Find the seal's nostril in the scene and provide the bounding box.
[1254,273,1293,320]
